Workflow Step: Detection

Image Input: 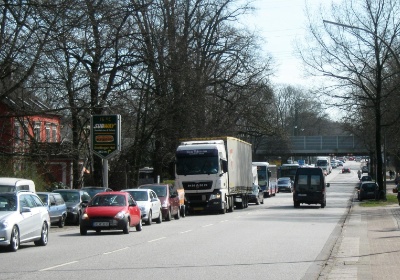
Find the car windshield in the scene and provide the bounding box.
[0,194,17,211]
[82,188,104,198]
[278,179,290,184]
[126,191,148,201]
[361,176,372,181]
[90,194,125,206]
[144,186,167,197]
[56,191,80,202]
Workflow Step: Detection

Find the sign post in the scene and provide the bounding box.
[91,115,121,188]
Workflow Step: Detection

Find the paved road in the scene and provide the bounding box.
[0,162,362,280]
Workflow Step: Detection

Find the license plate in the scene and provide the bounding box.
[367,192,374,195]
[193,207,204,211]
[298,194,307,197]
[93,222,109,227]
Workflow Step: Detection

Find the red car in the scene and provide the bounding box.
[80,192,142,235]
[342,167,351,173]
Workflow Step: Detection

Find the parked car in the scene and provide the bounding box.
[342,167,351,173]
[81,186,113,198]
[121,189,162,225]
[357,181,378,201]
[0,191,50,252]
[277,177,293,193]
[80,191,142,235]
[52,189,91,225]
[138,184,180,221]
[248,184,264,205]
[361,166,369,173]
[360,175,372,182]
[37,192,67,228]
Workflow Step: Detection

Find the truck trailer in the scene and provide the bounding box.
[174,137,253,214]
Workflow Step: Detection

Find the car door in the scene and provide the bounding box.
[18,194,41,241]
[169,186,180,215]
[127,195,140,226]
[48,194,58,223]
[150,191,161,218]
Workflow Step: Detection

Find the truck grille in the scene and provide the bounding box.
[183,181,212,190]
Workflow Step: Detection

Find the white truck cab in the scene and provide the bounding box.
[0,177,36,193]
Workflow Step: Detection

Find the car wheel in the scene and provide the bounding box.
[321,201,326,208]
[123,219,130,234]
[8,226,19,252]
[58,215,66,228]
[174,208,180,220]
[145,211,152,225]
[261,197,264,204]
[180,205,186,217]
[156,209,162,224]
[135,219,142,231]
[80,226,87,235]
[294,201,300,208]
[165,209,171,221]
[34,222,48,246]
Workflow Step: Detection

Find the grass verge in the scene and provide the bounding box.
[359,193,398,207]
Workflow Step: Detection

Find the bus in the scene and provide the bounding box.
[138,167,155,185]
[252,162,278,197]
[278,163,300,181]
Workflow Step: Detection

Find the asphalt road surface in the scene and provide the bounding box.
[0,161,362,280]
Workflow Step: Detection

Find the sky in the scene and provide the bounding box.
[239,0,331,87]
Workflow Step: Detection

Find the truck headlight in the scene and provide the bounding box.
[209,193,221,200]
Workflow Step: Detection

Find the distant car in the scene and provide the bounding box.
[357,181,378,201]
[121,189,162,225]
[248,184,264,205]
[0,191,50,252]
[37,192,67,228]
[342,167,351,173]
[277,177,293,193]
[337,161,344,166]
[81,186,113,198]
[80,192,142,235]
[138,184,180,221]
[52,189,91,225]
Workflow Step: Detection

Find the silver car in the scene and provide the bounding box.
[121,189,162,225]
[0,191,50,252]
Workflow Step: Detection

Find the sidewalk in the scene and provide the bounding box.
[319,200,400,279]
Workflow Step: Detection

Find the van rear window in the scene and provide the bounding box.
[296,174,322,191]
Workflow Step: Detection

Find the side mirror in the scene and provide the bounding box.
[81,202,88,208]
[326,183,330,188]
[130,201,137,207]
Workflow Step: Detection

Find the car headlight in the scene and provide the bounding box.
[114,211,126,220]
[162,201,168,208]
[81,213,89,220]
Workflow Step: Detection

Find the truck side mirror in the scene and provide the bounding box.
[222,160,228,173]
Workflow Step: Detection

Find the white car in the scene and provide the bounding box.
[0,191,50,252]
[121,189,162,225]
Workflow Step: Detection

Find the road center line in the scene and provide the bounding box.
[39,261,78,271]
[180,230,193,234]
[148,237,166,243]
[202,224,214,227]
[103,247,129,255]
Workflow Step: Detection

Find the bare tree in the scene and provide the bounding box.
[299,0,400,198]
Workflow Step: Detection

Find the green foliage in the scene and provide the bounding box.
[360,193,398,207]
[0,157,48,192]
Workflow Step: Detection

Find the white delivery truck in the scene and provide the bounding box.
[315,156,332,175]
[174,137,253,214]
[0,177,36,192]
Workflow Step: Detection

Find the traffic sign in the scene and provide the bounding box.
[91,115,121,159]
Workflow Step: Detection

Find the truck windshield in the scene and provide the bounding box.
[176,156,219,175]
[316,160,328,166]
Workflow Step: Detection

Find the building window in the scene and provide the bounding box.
[34,122,41,142]
[52,124,57,142]
[14,122,21,145]
[46,123,51,142]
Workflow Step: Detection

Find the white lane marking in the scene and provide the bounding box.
[202,224,214,227]
[39,261,78,271]
[148,237,166,243]
[180,230,193,234]
[103,247,129,255]
[220,220,229,223]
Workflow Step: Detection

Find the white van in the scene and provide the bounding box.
[0,177,36,193]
